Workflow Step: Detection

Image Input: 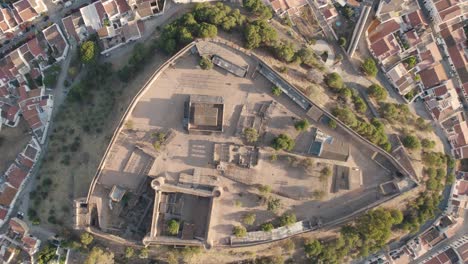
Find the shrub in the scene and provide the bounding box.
[421,139,435,149]
[242,212,256,225]
[267,197,281,212]
[279,212,297,226]
[338,37,347,47]
[258,185,272,195]
[139,248,149,259]
[199,56,213,70]
[402,135,421,150]
[271,134,295,151]
[325,72,344,90]
[361,58,378,77]
[320,166,332,181]
[294,119,310,131]
[368,84,387,101]
[167,219,180,235]
[233,225,247,237]
[125,247,134,259]
[261,222,274,232]
[80,232,93,247]
[243,128,259,143]
[272,86,282,96]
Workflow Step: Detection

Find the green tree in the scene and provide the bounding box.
[368,84,387,101]
[258,185,271,195]
[279,212,296,226]
[267,197,281,212]
[197,22,218,38]
[294,119,310,131]
[177,27,193,44]
[199,56,213,70]
[271,134,295,151]
[362,58,378,77]
[233,225,247,237]
[446,173,455,185]
[390,209,403,224]
[85,247,114,264]
[139,248,149,259]
[244,20,277,49]
[325,72,344,90]
[404,56,417,68]
[243,128,259,143]
[353,96,367,114]
[242,212,256,225]
[80,232,94,247]
[261,222,274,232]
[332,107,358,128]
[272,86,282,96]
[274,41,296,62]
[421,139,435,149]
[167,219,180,235]
[320,166,332,181]
[402,135,421,150]
[80,41,97,64]
[304,239,322,258]
[125,247,135,259]
[338,37,347,47]
[343,6,354,19]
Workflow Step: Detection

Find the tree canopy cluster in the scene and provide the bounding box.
[304,208,403,263]
[271,134,295,151]
[361,58,378,77]
[159,3,246,54]
[243,0,273,20]
[332,108,391,151]
[380,103,411,123]
[368,84,387,101]
[244,19,277,49]
[402,134,421,150]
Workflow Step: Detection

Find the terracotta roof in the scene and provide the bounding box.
[102,0,118,17]
[448,46,467,69]
[439,6,462,23]
[43,24,67,57]
[407,10,426,28]
[371,38,390,57]
[420,64,448,89]
[0,207,7,220]
[6,163,27,189]
[115,0,130,14]
[21,236,39,254]
[405,30,421,46]
[23,145,38,161]
[26,38,46,58]
[6,105,19,122]
[0,184,18,207]
[457,181,468,196]
[369,20,400,43]
[9,218,26,235]
[17,154,34,169]
[62,16,80,42]
[13,0,31,13]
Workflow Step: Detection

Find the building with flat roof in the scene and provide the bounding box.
[186,95,224,133]
[211,55,248,78]
[308,128,350,162]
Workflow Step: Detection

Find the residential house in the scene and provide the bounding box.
[423,80,461,122]
[321,6,338,21]
[385,62,420,96]
[61,13,88,43]
[268,0,308,17]
[419,63,448,89]
[42,23,70,62]
[128,0,164,20]
[424,0,466,32]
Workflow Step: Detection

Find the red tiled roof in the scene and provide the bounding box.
[21,236,39,253]
[371,38,390,57]
[457,181,468,196]
[17,154,34,169]
[448,46,467,69]
[6,105,19,122]
[6,164,27,189]
[407,10,426,28]
[439,6,461,23]
[115,0,130,14]
[26,38,45,58]
[420,64,448,89]
[0,184,18,207]
[9,218,26,235]
[13,0,30,13]
[62,16,80,42]
[369,20,400,43]
[0,207,7,220]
